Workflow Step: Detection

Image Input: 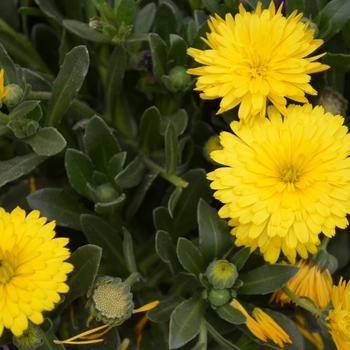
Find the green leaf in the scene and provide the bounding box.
[172,169,212,238]
[63,19,112,43]
[34,0,64,23]
[230,247,251,271]
[133,2,156,33]
[170,272,200,295]
[80,214,125,269]
[0,42,20,85]
[198,199,232,264]
[147,296,183,323]
[108,152,126,180]
[115,0,136,26]
[25,127,66,156]
[27,188,92,231]
[114,155,146,188]
[168,186,182,218]
[169,292,207,349]
[94,194,126,214]
[105,45,126,122]
[126,170,159,220]
[49,244,102,319]
[23,68,53,92]
[0,153,46,187]
[155,230,181,276]
[149,33,167,81]
[65,148,94,198]
[206,321,241,350]
[8,100,41,119]
[154,206,174,235]
[202,0,225,17]
[123,227,137,274]
[160,109,188,136]
[165,121,179,174]
[322,53,350,67]
[238,264,299,295]
[286,0,305,16]
[176,237,206,276]
[316,0,350,42]
[153,2,177,44]
[138,106,161,153]
[38,319,65,350]
[216,304,246,325]
[45,45,90,127]
[168,34,188,67]
[84,115,121,174]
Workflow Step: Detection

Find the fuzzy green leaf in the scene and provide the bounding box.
[153,2,177,44]
[138,106,161,153]
[165,121,179,174]
[206,321,241,350]
[114,155,146,188]
[160,109,188,136]
[133,2,156,33]
[115,0,136,26]
[149,33,167,81]
[8,100,41,119]
[123,227,137,274]
[147,296,183,323]
[177,238,206,276]
[34,0,64,23]
[168,186,182,218]
[168,34,188,66]
[0,42,20,85]
[238,264,299,295]
[230,247,251,271]
[216,304,246,325]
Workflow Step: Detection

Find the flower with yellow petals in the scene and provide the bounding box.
[325,277,350,350]
[207,104,350,263]
[270,259,333,309]
[0,69,10,102]
[0,206,73,337]
[187,1,329,124]
[231,299,292,347]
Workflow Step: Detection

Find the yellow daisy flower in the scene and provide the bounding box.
[0,69,10,101]
[207,104,350,263]
[325,277,350,349]
[0,207,73,336]
[231,299,292,347]
[270,259,333,309]
[187,1,329,124]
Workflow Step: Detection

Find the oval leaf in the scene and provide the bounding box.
[216,303,246,325]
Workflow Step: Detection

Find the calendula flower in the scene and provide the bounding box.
[0,206,73,336]
[207,104,350,263]
[270,259,333,309]
[0,69,10,102]
[231,299,292,347]
[325,277,350,349]
[187,1,329,124]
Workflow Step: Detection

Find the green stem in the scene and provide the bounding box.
[27,91,98,119]
[124,272,142,287]
[142,155,188,188]
[0,18,52,74]
[282,286,322,316]
[320,236,330,249]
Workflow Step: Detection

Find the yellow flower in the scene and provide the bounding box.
[207,104,350,263]
[0,207,73,336]
[270,259,333,309]
[325,277,350,349]
[0,69,10,101]
[231,299,292,347]
[187,1,329,125]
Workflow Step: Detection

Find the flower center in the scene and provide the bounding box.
[250,66,267,78]
[280,165,301,184]
[0,259,15,284]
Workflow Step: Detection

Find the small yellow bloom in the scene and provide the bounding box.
[207,104,350,263]
[187,1,329,124]
[231,299,292,347]
[0,207,73,336]
[0,69,10,101]
[325,277,350,349]
[270,259,332,309]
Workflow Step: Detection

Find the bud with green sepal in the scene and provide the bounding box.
[12,322,44,350]
[168,66,192,91]
[206,260,238,289]
[2,84,24,108]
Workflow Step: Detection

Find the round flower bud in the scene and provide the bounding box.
[318,86,348,116]
[2,84,23,107]
[168,66,191,90]
[95,183,118,203]
[208,288,231,307]
[206,260,238,289]
[86,276,134,326]
[12,322,44,350]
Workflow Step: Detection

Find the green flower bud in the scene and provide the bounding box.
[318,87,348,116]
[2,84,24,107]
[168,66,191,90]
[208,288,231,307]
[86,276,134,326]
[12,322,44,350]
[206,260,238,289]
[95,183,118,203]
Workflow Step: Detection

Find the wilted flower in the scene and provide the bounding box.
[207,104,350,263]
[0,207,73,336]
[187,1,329,124]
[270,259,333,309]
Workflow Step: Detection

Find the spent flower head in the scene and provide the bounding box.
[207,104,350,263]
[0,206,73,337]
[187,1,329,125]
